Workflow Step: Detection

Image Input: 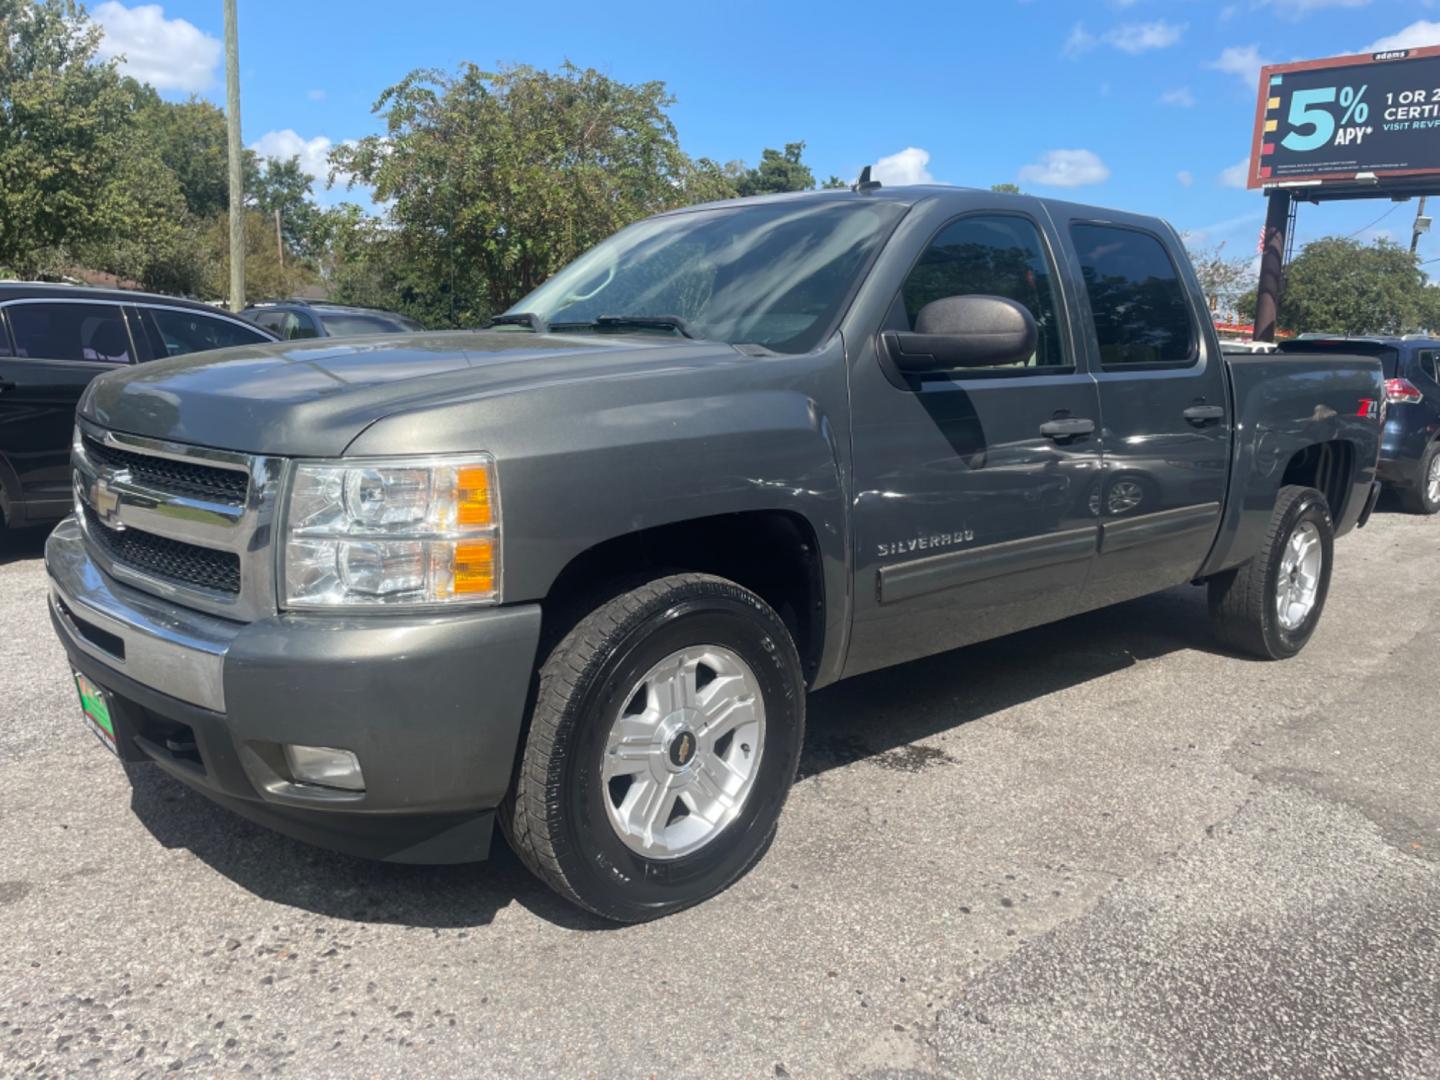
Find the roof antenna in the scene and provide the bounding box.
[852,165,882,193]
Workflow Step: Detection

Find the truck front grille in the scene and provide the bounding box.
[83,506,242,595]
[82,435,249,506]
[74,424,280,620]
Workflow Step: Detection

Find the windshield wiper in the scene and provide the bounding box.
[486,312,549,332]
[551,314,698,340]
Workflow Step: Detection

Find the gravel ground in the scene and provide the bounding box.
[1,510,1437,1079]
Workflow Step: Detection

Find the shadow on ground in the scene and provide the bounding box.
[0,525,50,566]
[801,583,1217,778]
[124,583,1219,931]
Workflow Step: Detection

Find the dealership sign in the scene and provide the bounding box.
[1248,44,1440,189]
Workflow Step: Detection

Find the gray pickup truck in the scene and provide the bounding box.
[47,185,1383,921]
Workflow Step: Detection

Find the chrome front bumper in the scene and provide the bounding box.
[46,516,239,712]
[45,513,545,862]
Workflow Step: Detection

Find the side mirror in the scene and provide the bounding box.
[882,295,1038,373]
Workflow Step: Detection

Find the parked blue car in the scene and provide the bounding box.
[1279,336,1440,515]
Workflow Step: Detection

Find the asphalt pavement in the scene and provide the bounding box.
[2,510,1438,1079]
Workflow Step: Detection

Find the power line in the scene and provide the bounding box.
[1341,202,1401,241]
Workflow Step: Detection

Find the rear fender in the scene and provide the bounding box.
[1198,355,1382,577]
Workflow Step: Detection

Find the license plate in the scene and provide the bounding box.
[74,672,118,756]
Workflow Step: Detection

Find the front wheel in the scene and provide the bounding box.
[1208,485,1335,660]
[501,573,805,922]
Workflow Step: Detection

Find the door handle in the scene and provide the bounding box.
[1039,417,1095,440]
[0,378,14,394]
[1183,404,1225,425]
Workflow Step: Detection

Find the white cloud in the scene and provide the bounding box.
[1365,20,1440,52]
[1177,170,1195,187]
[306,88,326,101]
[1160,86,1197,107]
[1182,210,1267,247]
[1066,19,1185,57]
[1210,44,1272,87]
[1267,0,1371,15]
[1107,20,1187,53]
[1219,157,1252,189]
[93,2,221,93]
[1018,149,1111,188]
[871,147,934,186]
[251,129,339,184]
[1063,23,1099,57]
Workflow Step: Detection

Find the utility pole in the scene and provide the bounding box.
[1411,195,1430,256]
[224,0,245,311]
[1253,189,1291,343]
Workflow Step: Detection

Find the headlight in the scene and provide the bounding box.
[282,454,500,609]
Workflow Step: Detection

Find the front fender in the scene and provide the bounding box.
[344,341,853,680]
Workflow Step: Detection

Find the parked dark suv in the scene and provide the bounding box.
[1278,336,1440,514]
[240,299,422,340]
[0,283,276,529]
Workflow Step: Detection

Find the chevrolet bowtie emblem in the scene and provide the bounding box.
[90,471,128,530]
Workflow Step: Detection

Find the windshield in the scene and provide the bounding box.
[507,199,908,353]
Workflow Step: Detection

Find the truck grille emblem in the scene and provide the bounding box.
[90,472,127,531]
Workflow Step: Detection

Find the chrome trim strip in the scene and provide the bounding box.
[877,525,1098,606]
[78,469,247,547]
[1098,502,1222,555]
[91,427,252,472]
[45,518,238,712]
[0,295,266,339]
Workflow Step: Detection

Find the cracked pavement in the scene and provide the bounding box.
[1,508,1437,1078]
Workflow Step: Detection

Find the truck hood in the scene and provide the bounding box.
[82,329,746,456]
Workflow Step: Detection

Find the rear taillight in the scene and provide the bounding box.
[1385,378,1423,405]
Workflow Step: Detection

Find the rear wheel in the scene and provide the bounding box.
[1401,443,1440,515]
[501,573,805,922]
[1208,485,1334,660]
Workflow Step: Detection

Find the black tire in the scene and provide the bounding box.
[501,573,805,922]
[1208,485,1334,660]
[1400,442,1440,515]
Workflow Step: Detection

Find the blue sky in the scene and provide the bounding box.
[90,0,1440,270]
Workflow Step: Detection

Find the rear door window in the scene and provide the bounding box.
[318,313,411,336]
[146,307,271,357]
[279,311,320,339]
[252,310,288,335]
[8,302,133,363]
[1070,224,1196,367]
[1418,350,1438,383]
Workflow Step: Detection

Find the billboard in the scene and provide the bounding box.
[1248,44,1440,189]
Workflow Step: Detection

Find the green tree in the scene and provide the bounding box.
[331,62,720,324]
[318,203,447,327]
[0,0,144,274]
[1280,236,1428,335]
[202,208,315,301]
[1184,240,1254,316]
[734,142,816,196]
[249,154,323,262]
[139,92,233,219]
[1418,284,1440,333]
[990,183,1022,195]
